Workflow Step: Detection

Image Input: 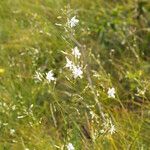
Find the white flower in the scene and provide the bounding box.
[72,47,81,58]
[67,143,75,150]
[72,65,83,79]
[136,87,145,96]
[46,70,55,82]
[100,114,116,135]
[10,129,15,135]
[109,124,116,135]
[65,57,73,69]
[107,87,116,98]
[68,16,79,28]
[34,71,43,82]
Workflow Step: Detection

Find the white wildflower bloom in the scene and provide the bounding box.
[67,143,75,150]
[68,16,79,28]
[65,57,73,69]
[136,87,145,96]
[34,71,43,82]
[72,47,81,58]
[100,114,116,135]
[10,129,15,135]
[72,65,83,79]
[46,70,55,82]
[107,87,116,98]
[109,124,116,135]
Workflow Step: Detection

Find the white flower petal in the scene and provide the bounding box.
[69,16,79,28]
[46,70,55,82]
[72,47,81,58]
[34,71,43,82]
[65,57,73,69]
[67,143,75,150]
[72,65,83,79]
[107,87,116,98]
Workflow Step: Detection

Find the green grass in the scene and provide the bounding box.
[0,0,150,149]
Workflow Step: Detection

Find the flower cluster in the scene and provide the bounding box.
[65,17,83,79]
[34,70,55,83]
[136,87,146,96]
[34,16,81,82]
[100,114,116,135]
[65,55,83,79]
[34,71,43,82]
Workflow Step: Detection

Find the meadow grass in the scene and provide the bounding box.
[0,0,150,149]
